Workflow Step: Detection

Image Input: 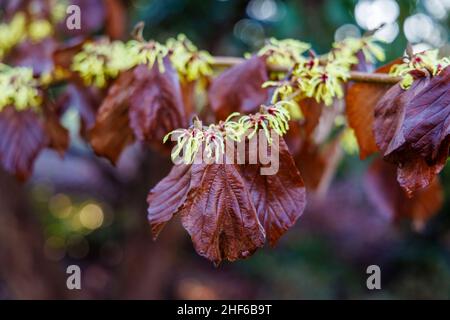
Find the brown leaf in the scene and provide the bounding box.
[298,98,324,139]
[374,75,429,195]
[181,81,197,119]
[374,76,430,159]
[89,69,135,164]
[395,154,446,196]
[294,135,343,193]
[128,62,186,145]
[283,120,303,155]
[42,102,69,156]
[209,56,269,120]
[180,161,265,264]
[345,59,402,159]
[147,137,310,263]
[402,67,450,163]
[373,67,450,195]
[0,107,47,180]
[364,157,444,230]
[147,164,194,239]
[90,60,186,163]
[239,138,306,246]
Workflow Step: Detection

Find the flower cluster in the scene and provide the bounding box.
[298,56,350,106]
[332,36,385,65]
[390,50,450,89]
[238,102,292,142]
[163,103,292,164]
[127,40,168,72]
[0,64,42,111]
[263,36,385,107]
[258,38,311,70]
[0,14,26,59]
[72,35,215,88]
[264,53,350,106]
[0,2,66,59]
[164,124,206,164]
[166,34,214,82]
[72,40,135,88]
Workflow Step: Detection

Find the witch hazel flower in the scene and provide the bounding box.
[239,102,292,142]
[390,49,450,89]
[166,34,214,82]
[72,39,133,88]
[0,64,42,111]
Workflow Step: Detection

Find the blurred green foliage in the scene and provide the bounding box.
[129,0,448,61]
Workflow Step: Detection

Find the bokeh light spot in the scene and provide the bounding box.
[79,203,104,230]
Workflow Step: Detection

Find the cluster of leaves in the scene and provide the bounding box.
[147,137,306,264]
[347,50,449,228]
[0,0,128,180]
[205,34,449,238]
[0,1,449,263]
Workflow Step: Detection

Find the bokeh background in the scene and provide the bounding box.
[1,0,450,299]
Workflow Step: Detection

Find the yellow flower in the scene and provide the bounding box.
[166,34,214,81]
[164,126,205,164]
[127,40,168,72]
[301,61,349,106]
[0,64,42,111]
[0,13,26,59]
[258,38,311,69]
[28,19,54,42]
[51,0,69,23]
[333,36,385,64]
[263,79,299,103]
[72,40,134,88]
[390,50,450,89]
[340,128,359,155]
[238,102,292,143]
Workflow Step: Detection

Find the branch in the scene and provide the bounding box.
[212,56,402,85]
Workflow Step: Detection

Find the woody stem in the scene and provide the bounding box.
[211,56,402,84]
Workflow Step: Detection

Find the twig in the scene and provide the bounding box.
[211,56,402,84]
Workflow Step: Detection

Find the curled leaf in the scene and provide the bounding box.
[402,67,450,164]
[346,59,402,159]
[209,56,269,120]
[147,164,193,239]
[89,69,135,164]
[365,158,444,230]
[374,66,449,195]
[90,59,187,163]
[128,62,186,145]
